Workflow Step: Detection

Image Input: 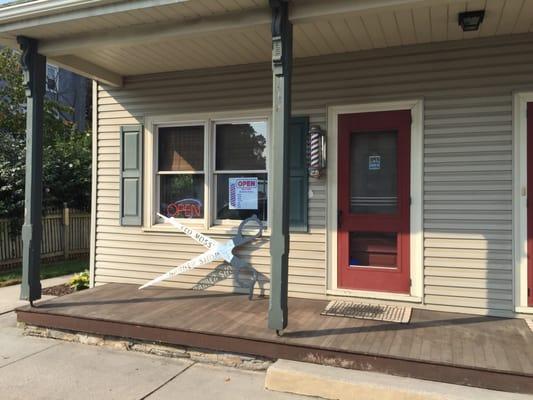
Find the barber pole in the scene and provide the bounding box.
[308,125,325,178]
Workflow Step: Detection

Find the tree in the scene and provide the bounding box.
[0,47,91,227]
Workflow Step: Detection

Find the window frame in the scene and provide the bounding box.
[155,121,208,224]
[212,118,269,226]
[144,111,271,234]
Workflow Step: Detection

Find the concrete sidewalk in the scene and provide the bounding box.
[0,274,74,314]
[0,312,309,400]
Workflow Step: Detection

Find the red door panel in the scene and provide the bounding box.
[337,110,411,294]
[527,103,533,306]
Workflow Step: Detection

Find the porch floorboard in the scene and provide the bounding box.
[16,283,533,394]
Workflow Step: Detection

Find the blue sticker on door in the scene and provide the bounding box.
[368,155,381,170]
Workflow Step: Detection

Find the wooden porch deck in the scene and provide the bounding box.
[16,283,533,394]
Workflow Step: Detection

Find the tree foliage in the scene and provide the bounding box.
[0,47,91,224]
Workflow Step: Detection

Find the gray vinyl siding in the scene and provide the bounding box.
[95,33,533,315]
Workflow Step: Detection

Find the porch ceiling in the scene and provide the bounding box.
[1,0,532,85]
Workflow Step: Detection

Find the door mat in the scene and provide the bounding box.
[321,301,412,323]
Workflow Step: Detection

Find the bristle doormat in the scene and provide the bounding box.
[321,301,412,323]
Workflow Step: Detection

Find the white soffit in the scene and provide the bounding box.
[0,0,266,37]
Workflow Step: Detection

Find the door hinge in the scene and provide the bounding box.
[409,279,412,287]
[338,210,342,228]
[529,288,531,297]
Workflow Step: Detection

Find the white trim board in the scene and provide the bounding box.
[326,99,424,302]
[513,92,533,314]
[89,80,98,288]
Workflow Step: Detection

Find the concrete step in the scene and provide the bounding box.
[265,359,532,400]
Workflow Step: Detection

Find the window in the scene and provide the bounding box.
[154,118,268,226]
[214,121,268,221]
[157,125,205,219]
[46,65,59,94]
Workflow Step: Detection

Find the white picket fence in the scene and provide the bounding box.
[0,207,90,271]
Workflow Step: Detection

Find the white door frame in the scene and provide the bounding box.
[513,92,533,314]
[326,99,424,303]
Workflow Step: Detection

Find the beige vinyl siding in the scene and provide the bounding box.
[96,33,533,315]
[96,63,327,298]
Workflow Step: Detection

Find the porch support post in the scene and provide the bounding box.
[268,0,292,333]
[17,36,46,304]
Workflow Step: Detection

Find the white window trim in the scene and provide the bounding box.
[154,120,208,227]
[513,92,533,314]
[143,109,271,236]
[326,99,424,303]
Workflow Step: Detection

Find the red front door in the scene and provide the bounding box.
[527,103,533,306]
[337,110,411,294]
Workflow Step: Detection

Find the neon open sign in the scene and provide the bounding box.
[166,199,202,218]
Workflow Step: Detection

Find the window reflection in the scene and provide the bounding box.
[215,121,268,221]
[216,122,267,171]
[216,173,268,221]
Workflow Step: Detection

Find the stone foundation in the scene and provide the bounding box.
[22,323,272,371]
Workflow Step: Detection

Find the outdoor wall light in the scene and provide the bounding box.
[307,125,326,178]
[458,10,485,32]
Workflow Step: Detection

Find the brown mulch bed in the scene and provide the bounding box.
[0,279,21,288]
[42,284,75,297]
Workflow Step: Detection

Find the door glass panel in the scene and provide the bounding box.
[350,131,397,214]
[349,232,397,269]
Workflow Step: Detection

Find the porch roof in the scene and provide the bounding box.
[1,0,532,86]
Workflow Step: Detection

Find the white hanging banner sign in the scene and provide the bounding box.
[229,177,258,210]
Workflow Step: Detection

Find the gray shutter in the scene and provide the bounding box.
[289,117,309,231]
[120,125,143,226]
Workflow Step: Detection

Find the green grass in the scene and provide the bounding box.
[0,258,88,287]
